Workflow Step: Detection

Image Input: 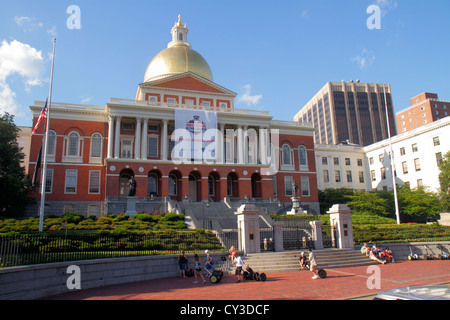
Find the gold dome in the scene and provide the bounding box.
[144,44,213,82]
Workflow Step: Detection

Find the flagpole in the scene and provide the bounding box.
[38,38,56,232]
[383,85,401,225]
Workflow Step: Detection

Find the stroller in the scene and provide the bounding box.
[242,265,267,281]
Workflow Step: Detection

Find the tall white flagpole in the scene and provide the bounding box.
[383,85,401,225]
[39,38,56,232]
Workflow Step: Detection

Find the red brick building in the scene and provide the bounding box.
[28,16,319,217]
[396,92,449,133]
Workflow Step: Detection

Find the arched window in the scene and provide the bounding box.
[168,173,178,196]
[178,32,183,41]
[47,130,56,157]
[282,144,292,166]
[68,132,80,156]
[90,133,102,159]
[298,145,308,170]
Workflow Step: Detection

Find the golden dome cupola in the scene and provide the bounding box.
[168,15,191,48]
[143,15,213,82]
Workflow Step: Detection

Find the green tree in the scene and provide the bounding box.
[397,185,440,222]
[318,188,355,214]
[438,150,450,211]
[0,113,34,217]
[346,191,389,216]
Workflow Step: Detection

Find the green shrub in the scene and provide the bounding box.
[61,212,84,224]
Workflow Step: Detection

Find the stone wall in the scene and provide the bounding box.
[0,252,226,300]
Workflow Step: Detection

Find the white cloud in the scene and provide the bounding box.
[374,0,398,16]
[80,96,93,104]
[0,39,45,115]
[352,49,375,69]
[237,84,262,106]
[13,16,44,32]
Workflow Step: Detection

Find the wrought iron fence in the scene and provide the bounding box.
[0,232,225,268]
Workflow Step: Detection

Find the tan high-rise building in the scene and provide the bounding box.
[396,92,449,133]
[294,81,397,146]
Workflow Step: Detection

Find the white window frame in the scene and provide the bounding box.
[148,135,159,158]
[65,169,78,194]
[89,133,103,163]
[281,144,294,170]
[300,176,310,197]
[45,168,54,193]
[88,170,101,194]
[284,176,294,196]
[63,131,83,163]
[298,145,308,171]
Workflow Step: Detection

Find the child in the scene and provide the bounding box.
[193,254,206,284]
[232,251,245,282]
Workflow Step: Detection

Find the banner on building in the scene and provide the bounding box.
[173,109,218,163]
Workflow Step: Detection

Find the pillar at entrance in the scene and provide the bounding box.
[235,204,261,254]
[309,220,324,250]
[327,204,354,249]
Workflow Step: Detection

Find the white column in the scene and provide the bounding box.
[237,125,244,164]
[114,116,121,158]
[162,119,168,161]
[243,125,248,164]
[135,117,141,159]
[107,115,114,159]
[219,123,225,164]
[141,118,148,160]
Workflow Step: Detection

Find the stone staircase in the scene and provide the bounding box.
[230,249,377,273]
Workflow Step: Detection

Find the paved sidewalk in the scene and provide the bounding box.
[44,260,450,300]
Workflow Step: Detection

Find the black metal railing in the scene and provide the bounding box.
[0,232,225,268]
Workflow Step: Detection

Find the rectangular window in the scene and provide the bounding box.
[412,143,418,152]
[436,152,443,166]
[335,170,341,183]
[45,168,54,193]
[148,136,159,157]
[371,170,376,181]
[346,170,352,183]
[89,171,100,194]
[433,136,440,146]
[358,171,364,183]
[357,159,363,167]
[400,147,406,156]
[322,157,328,165]
[333,157,339,165]
[345,158,351,166]
[301,176,310,197]
[414,158,421,171]
[380,167,386,180]
[121,139,133,158]
[65,169,77,194]
[284,176,293,196]
[323,170,329,183]
[402,161,408,174]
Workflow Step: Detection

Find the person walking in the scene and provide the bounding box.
[232,251,245,282]
[193,254,206,284]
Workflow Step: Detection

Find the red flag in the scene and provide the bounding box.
[31,100,48,135]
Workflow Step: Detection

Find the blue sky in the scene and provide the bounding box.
[1,0,449,127]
